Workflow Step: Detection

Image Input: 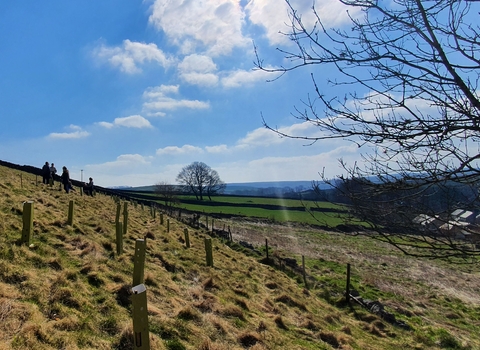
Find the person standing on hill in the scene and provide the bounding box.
[49,163,57,185]
[41,162,51,184]
[60,166,71,193]
[84,177,94,196]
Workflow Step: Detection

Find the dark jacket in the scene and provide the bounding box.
[42,164,51,178]
[61,170,70,184]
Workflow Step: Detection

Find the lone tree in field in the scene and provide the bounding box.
[255,0,480,260]
[154,181,179,210]
[176,162,226,200]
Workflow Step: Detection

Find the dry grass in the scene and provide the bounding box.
[0,165,479,349]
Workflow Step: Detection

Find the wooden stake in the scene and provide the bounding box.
[346,263,351,303]
[184,228,190,248]
[133,239,146,286]
[21,201,34,245]
[131,284,150,349]
[205,238,213,267]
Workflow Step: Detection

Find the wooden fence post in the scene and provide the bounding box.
[167,219,170,233]
[131,284,150,349]
[116,222,123,256]
[345,263,351,303]
[184,228,190,248]
[265,238,269,260]
[21,201,34,245]
[302,255,308,289]
[67,200,74,226]
[205,238,213,267]
[206,216,208,230]
[115,203,121,225]
[123,202,128,236]
[160,213,164,225]
[133,239,146,286]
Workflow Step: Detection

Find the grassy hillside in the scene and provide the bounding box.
[1,165,479,349]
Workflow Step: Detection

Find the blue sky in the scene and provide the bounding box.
[0,0,363,187]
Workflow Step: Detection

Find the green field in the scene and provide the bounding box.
[134,193,351,226]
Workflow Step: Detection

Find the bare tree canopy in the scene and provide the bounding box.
[154,181,179,209]
[255,0,480,260]
[176,162,225,200]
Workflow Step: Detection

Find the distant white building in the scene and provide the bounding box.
[439,221,470,239]
[458,210,475,224]
[451,209,466,220]
[412,214,442,232]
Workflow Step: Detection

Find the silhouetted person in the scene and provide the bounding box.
[84,177,94,196]
[42,162,51,184]
[60,166,71,193]
[50,163,57,185]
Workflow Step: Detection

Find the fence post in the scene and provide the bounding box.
[20,174,23,188]
[345,263,351,303]
[67,200,74,226]
[123,202,128,236]
[205,238,213,267]
[153,207,156,220]
[265,238,269,260]
[133,239,146,286]
[212,219,214,232]
[116,222,123,256]
[167,219,170,233]
[302,255,308,289]
[80,187,84,196]
[160,213,163,225]
[131,284,150,349]
[21,201,34,245]
[184,228,190,248]
[115,203,121,225]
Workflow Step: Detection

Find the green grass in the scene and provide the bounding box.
[3,165,480,349]
[176,201,347,226]
[127,192,351,226]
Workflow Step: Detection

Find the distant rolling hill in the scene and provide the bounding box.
[119,180,332,198]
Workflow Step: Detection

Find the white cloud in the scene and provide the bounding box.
[236,122,326,148]
[156,144,204,155]
[205,144,229,153]
[221,67,275,88]
[142,84,210,114]
[178,54,219,86]
[216,144,360,183]
[97,121,114,129]
[47,125,90,140]
[92,39,174,74]
[114,115,153,128]
[148,0,249,56]
[246,0,358,46]
[97,115,153,129]
[88,154,152,169]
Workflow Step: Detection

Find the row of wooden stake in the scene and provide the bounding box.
[20,198,352,349]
